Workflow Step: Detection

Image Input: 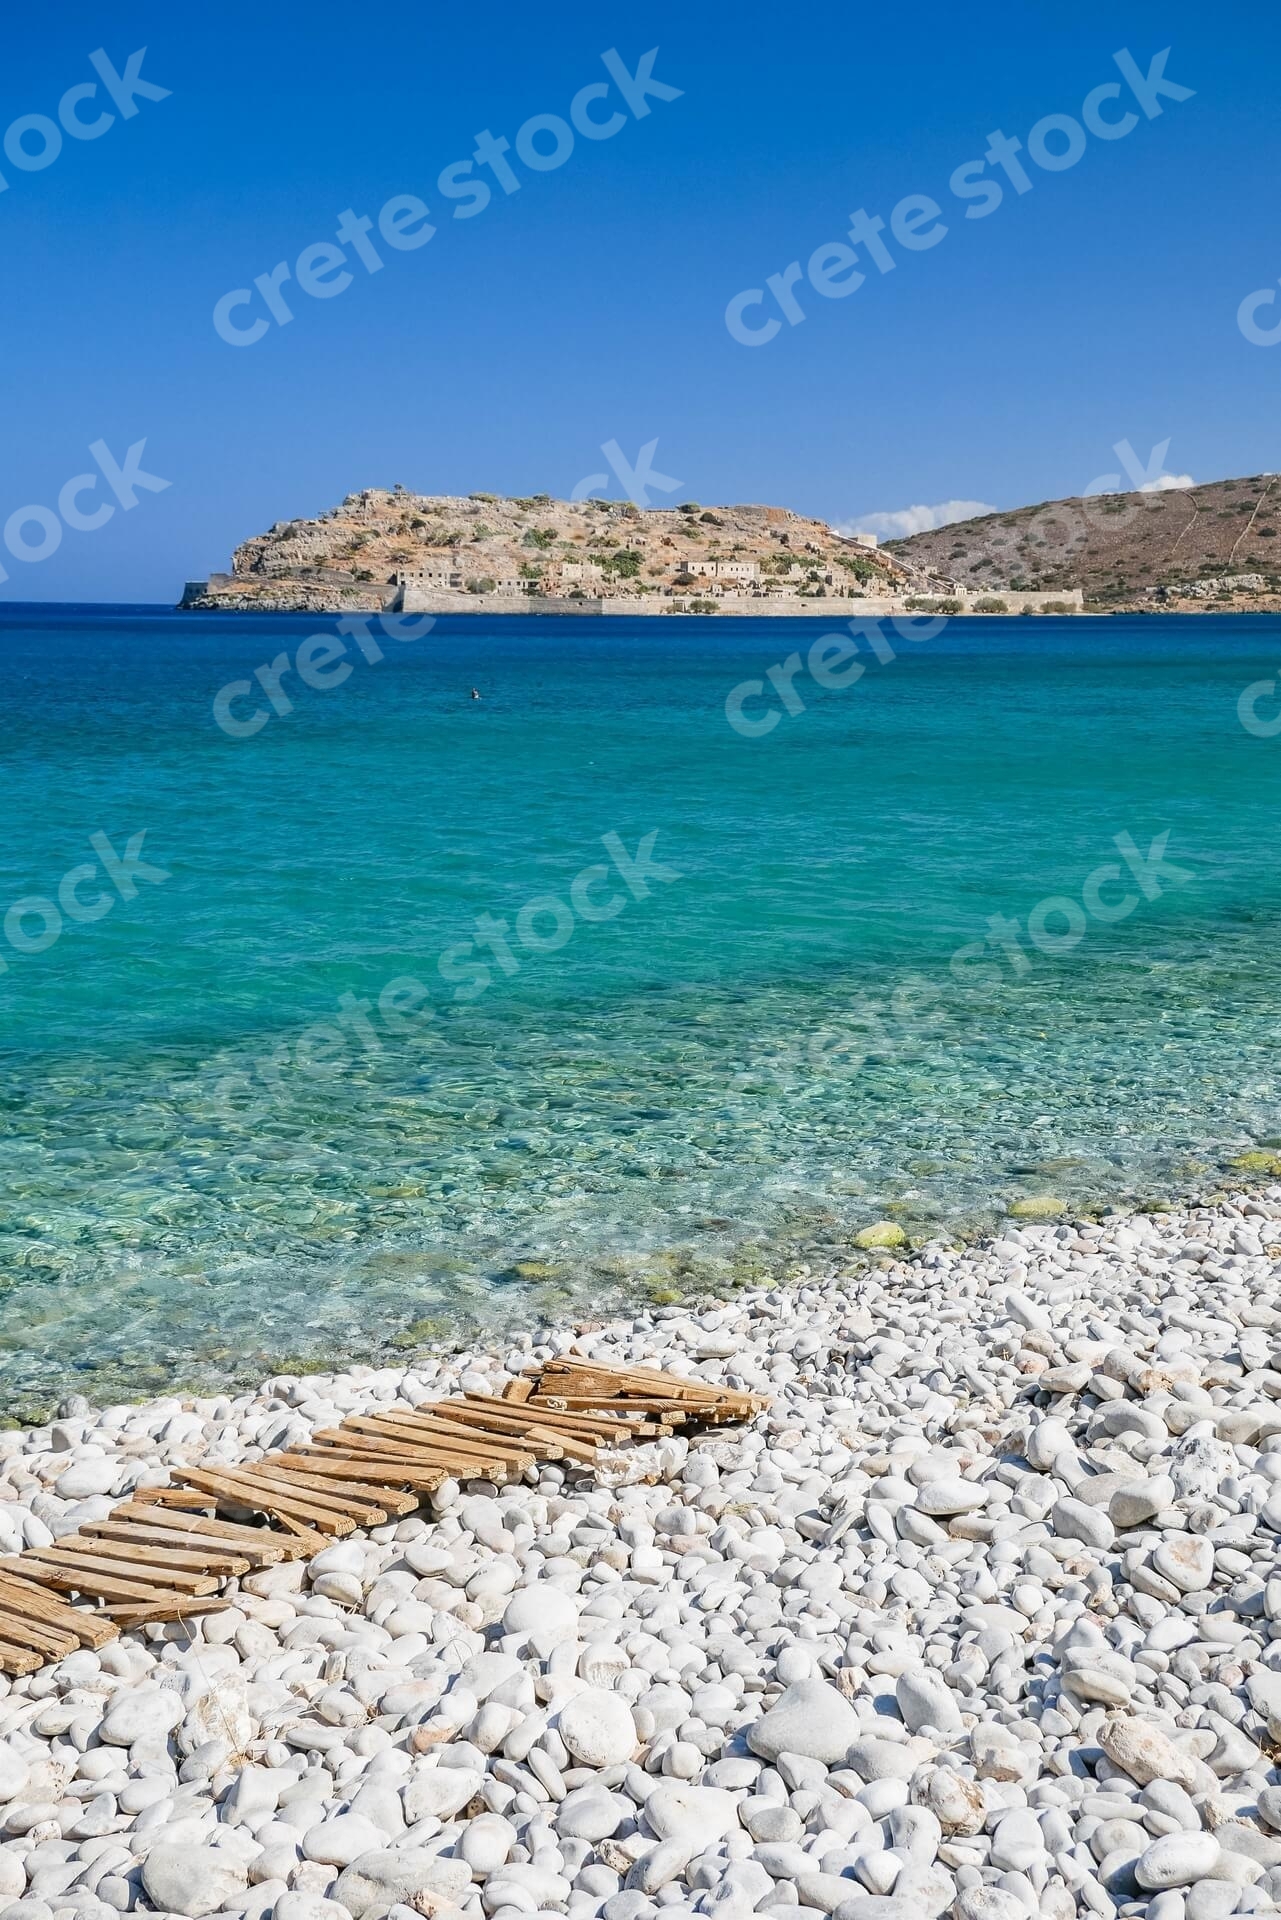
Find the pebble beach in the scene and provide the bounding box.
[3,1193,1281,1920]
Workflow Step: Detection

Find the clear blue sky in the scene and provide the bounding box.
[4,0,1279,601]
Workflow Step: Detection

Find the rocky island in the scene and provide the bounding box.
[179,490,1081,618]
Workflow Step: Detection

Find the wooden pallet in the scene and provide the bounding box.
[0,1357,764,1672]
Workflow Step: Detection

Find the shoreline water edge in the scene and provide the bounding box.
[1,1189,1281,1920]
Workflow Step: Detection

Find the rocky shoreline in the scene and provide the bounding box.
[3,1193,1281,1919]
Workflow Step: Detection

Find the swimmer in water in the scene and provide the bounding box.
[469,687,481,700]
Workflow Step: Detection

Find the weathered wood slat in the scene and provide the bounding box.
[0,1556,196,1606]
[104,1504,297,1561]
[171,1467,358,1535]
[0,1569,117,1645]
[460,1393,657,1436]
[346,1411,537,1468]
[76,1525,252,1576]
[17,1545,219,1597]
[275,1450,447,1495]
[0,1638,42,1675]
[0,1611,80,1658]
[222,1459,395,1520]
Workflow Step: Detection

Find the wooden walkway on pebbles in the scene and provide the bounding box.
[0,1358,766,1676]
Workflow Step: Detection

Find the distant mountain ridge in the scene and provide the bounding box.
[886,473,1281,610]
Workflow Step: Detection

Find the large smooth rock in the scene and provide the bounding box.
[555,1784,629,1841]
[1099,1714,1198,1788]
[503,1585,579,1651]
[1153,1534,1215,1594]
[1135,1832,1222,1890]
[332,1850,471,1920]
[301,1813,384,1867]
[896,1669,962,1737]
[558,1687,638,1767]
[645,1781,739,1841]
[402,1764,482,1822]
[748,1680,862,1765]
[100,1687,184,1748]
[54,1458,118,1500]
[141,1842,249,1917]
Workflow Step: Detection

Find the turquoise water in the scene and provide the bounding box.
[3,607,1280,1412]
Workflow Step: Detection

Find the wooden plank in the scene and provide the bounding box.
[74,1525,251,1576]
[501,1377,534,1403]
[0,1576,117,1648]
[0,1638,42,1676]
[423,1410,567,1460]
[128,1485,216,1510]
[0,1557,193,1606]
[275,1451,443,1496]
[310,1433,511,1480]
[459,1394,656,1436]
[348,1412,537,1469]
[532,1393,692,1414]
[310,1428,467,1464]
[106,1596,229,1628]
[523,1423,597,1463]
[224,1464,393,1525]
[259,1458,420,1512]
[17,1546,219,1597]
[106,1504,296,1561]
[171,1467,357,1536]
[333,1421,522,1476]
[0,1610,80,1658]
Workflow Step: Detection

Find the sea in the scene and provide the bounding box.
[3,605,1279,1414]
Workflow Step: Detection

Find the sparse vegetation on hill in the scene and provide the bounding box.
[887,472,1281,611]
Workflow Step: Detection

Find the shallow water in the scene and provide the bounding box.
[3,606,1279,1410]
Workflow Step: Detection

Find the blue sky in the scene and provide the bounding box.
[3,0,1279,601]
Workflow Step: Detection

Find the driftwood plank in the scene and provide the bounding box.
[274,1451,442,1496]
[0,1611,80,1658]
[230,1464,395,1524]
[18,1546,219,1597]
[0,1638,42,1676]
[0,1556,194,1606]
[348,1411,537,1466]
[171,1467,357,1536]
[105,1505,295,1561]
[0,1571,117,1646]
[74,1526,251,1576]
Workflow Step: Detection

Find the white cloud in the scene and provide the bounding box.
[1138,472,1195,492]
[838,499,997,540]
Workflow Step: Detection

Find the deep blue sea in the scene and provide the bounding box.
[3,606,1279,1412]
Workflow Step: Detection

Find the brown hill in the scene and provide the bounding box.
[886,473,1281,611]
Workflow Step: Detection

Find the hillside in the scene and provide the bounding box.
[886,472,1281,611]
[181,489,913,614]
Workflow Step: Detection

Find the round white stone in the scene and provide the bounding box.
[557,1687,637,1767]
